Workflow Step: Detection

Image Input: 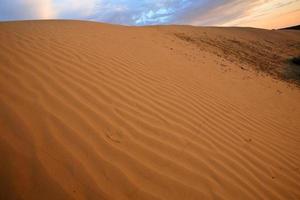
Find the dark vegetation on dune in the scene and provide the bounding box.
[291,56,300,65]
[174,30,300,86]
[283,57,300,84]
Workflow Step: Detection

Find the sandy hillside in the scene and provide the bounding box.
[0,20,300,200]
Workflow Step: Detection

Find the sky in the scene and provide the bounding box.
[0,0,299,29]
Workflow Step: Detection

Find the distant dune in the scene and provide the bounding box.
[0,20,300,200]
[280,25,300,30]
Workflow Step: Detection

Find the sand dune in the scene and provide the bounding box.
[0,20,300,200]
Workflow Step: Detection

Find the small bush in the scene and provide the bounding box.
[283,56,300,85]
[291,56,300,65]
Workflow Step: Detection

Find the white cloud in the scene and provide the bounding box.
[54,0,99,18]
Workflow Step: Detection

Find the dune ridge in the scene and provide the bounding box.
[0,20,300,200]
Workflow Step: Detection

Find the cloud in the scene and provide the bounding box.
[89,0,191,25]
[0,0,299,28]
[0,0,98,21]
[54,0,98,19]
[179,0,261,26]
[0,0,55,20]
[216,0,300,28]
[170,0,300,28]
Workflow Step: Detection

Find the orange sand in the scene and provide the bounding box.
[0,20,300,200]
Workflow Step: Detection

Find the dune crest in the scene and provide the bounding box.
[0,20,300,200]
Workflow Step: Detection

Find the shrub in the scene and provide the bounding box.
[291,56,300,65]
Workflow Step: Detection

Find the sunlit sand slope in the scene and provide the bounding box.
[0,20,300,200]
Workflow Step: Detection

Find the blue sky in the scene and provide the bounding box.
[0,0,299,28]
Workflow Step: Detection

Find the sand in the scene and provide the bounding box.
[0,20,300,200]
